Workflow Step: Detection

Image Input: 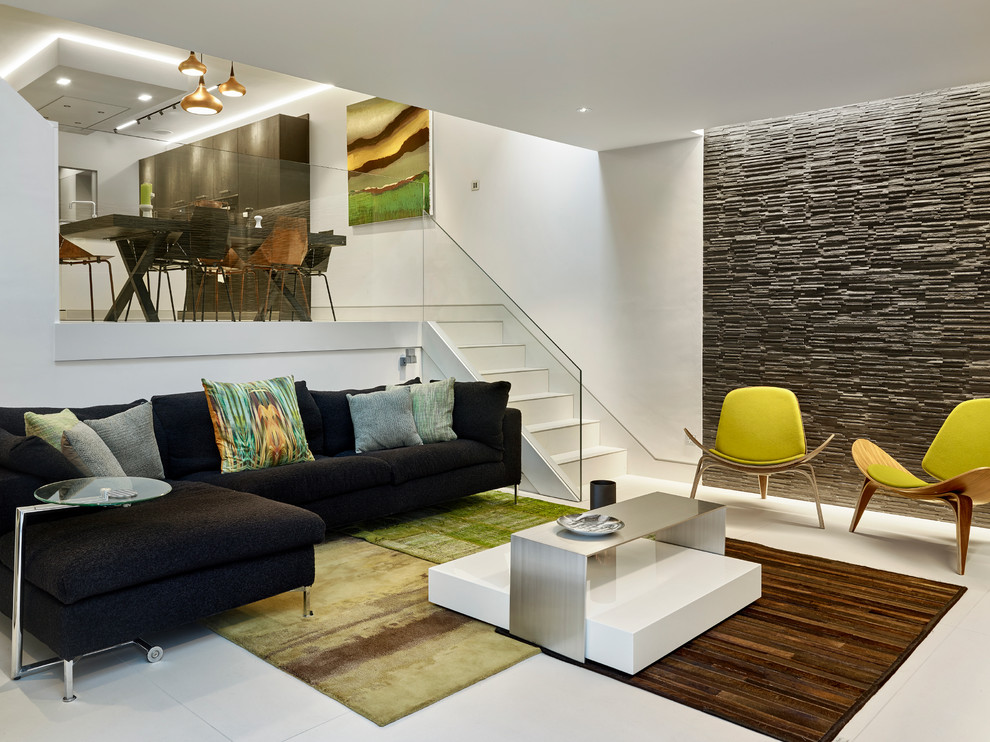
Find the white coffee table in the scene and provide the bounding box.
[429,491,761,674]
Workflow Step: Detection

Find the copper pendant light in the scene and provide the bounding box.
[218,63,246,97]
[181,75,223,115]
[178,51,207,77]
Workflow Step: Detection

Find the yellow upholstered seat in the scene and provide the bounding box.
[850,398,990,574]
[685,386,833,528]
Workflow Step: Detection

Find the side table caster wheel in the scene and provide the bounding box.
[146,645,164,663]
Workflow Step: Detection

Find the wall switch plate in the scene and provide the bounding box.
[471,180,480,191]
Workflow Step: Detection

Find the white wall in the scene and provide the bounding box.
[432,115,703,470]
[58,129,168,316]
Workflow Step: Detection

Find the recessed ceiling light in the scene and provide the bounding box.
[138,94,153,102]
[577,106,591,113]
[56,77,71,86]
[154,129,173,135]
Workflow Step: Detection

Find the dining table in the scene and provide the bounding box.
[60,214,347,322]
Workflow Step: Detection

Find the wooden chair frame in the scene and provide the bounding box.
[849,438,990,575]
[684,428,834,529]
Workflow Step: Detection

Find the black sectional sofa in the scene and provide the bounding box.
[0,378,521,699]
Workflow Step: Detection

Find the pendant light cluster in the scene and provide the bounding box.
[178,52,246,116]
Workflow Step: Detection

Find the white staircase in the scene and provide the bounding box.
[440,321,627,493]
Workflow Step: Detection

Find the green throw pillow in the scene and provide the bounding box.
[388,378,457,444]
[203,375,315,473]
[24,408,81,449]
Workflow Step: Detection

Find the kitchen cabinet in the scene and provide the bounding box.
[139,114,310,217]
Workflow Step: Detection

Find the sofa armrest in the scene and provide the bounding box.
[501,407,522,484]
[0,466,45,537]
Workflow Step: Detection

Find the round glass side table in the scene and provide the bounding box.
[13,476,172,701]
[34,476,172,506]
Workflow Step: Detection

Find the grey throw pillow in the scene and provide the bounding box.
[388,378,457,444]
[85,402,165,479]
[347,387,423,453]
[61,423,127,477]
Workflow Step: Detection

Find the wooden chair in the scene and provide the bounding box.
[849,398,990,574]
[685,386,833,528]
[58,236,115,322]
[248,216,311,320]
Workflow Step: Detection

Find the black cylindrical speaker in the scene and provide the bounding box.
[590,479,617,510]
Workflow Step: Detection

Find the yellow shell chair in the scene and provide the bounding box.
[850,398,990,575]
[684,386,833,528]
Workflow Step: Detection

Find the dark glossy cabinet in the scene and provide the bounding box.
[139,114,310,217]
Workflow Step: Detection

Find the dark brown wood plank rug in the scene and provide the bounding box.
[560,538,966,742]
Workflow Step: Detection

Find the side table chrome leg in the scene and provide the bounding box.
[62,659,76,702]
[303,585,313,617]
[11,507,25,679]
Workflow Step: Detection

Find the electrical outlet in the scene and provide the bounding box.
[471,180,480,191]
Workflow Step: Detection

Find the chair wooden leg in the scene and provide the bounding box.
[295,269,311,321]
[689,458,705,499]
[946,495,974,575]
[796,464,825,529]
[758,475,769,499]
[849,479,879,533]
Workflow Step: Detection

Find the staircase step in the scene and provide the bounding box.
[528,418,601,455]
[553,446,628,484]
[460,344,526,370]
[438,321,504,346]
[482,367,549,396]
[509,393,574,425]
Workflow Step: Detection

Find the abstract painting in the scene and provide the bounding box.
[347,97,431,225]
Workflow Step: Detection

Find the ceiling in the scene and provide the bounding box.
[0,7,326,143]
[3,1,990,151]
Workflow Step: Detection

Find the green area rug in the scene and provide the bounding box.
[203,491,580,725]
[340,489,583,564]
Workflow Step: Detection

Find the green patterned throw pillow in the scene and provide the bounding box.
[202,375,315,473]
[388,378,457,444]
[24,408,81,449]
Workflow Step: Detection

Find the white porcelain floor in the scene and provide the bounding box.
[4,476,989,742]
